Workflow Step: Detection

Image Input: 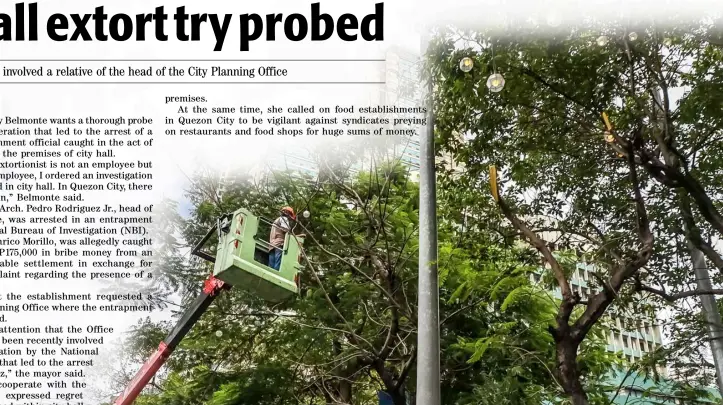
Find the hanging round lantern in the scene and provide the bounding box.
[628,32,638,41]
[596,35,609,46]
[459,57,474,73]
[215,330,223,337]
[486,73,505,92]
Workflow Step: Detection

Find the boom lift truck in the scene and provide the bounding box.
[113,207,305,405]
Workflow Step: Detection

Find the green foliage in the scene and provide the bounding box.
[428,17,723,403]
[106,156,619,404]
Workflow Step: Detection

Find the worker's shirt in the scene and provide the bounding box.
[269,216,291,250]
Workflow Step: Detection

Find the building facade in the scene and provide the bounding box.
[532,261,666,367]
[377,47,423,172]
[528,233,720,403]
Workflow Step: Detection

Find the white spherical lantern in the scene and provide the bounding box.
[486,73,505,93]
[459,57,474,73]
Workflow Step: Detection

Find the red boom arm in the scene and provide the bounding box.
[113,276,228,405]
[113,342,172,405]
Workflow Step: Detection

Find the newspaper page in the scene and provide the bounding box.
[2,0,723,405]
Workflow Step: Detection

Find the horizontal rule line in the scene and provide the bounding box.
[0,81,386,84]
[0,59,386,62]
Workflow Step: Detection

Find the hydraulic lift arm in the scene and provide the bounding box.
[113,219,230,405]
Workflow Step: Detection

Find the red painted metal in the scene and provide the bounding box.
[113,342,171,405]
[203,275,226,295]
[114,275,227,405]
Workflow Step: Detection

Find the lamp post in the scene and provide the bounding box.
[416,27,441,405]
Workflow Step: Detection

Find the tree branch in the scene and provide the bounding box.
[294,228,408,316]
[395,347,417,391]
[636,280,723,302]
[492,181,579,331]
[678,194,723,272]
[496,197,573,300]
[572,149,654,342]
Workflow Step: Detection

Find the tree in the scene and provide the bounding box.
[136,162,422,405]
[105,155,616,404]
[428,17,723,405]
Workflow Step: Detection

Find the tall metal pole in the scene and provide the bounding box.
[689,241,723,395]
[416,28,441,405]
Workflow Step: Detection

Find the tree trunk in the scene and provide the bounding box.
[374,360,408,405]
[329,338,356,405]
[389,389,407,405]
[337,380,352,405]
[556,337,589,405]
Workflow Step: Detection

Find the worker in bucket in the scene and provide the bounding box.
[268,206,296,270]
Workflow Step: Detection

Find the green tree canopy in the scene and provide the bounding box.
[428,16,723,405]
[104,159,616,405]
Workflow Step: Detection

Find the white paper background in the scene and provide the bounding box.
[0,0,717,402]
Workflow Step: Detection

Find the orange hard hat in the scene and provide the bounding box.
[281,206,296,219]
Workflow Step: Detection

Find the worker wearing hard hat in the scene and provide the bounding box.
[268,206,296,270]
